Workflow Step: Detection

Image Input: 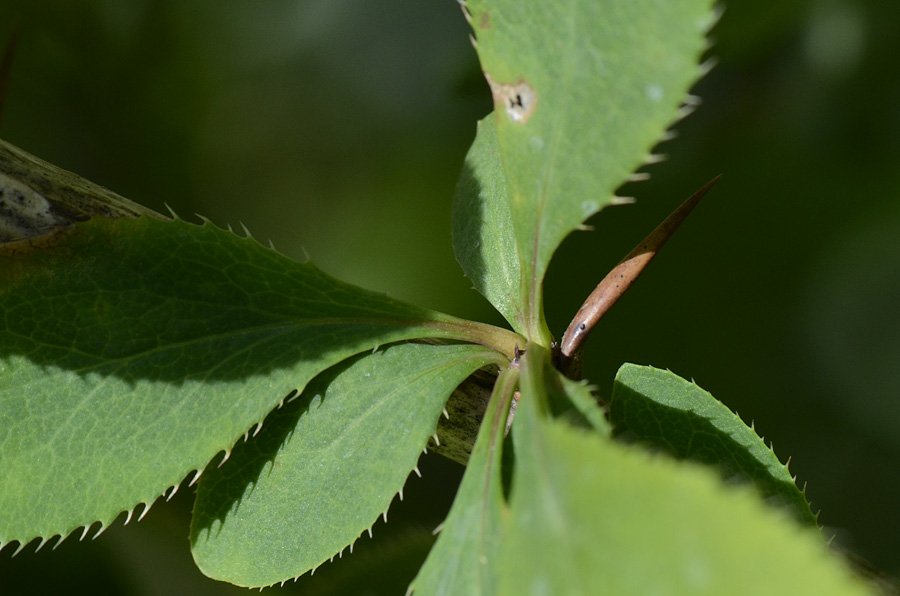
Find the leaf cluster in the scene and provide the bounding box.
[0,0,882,593]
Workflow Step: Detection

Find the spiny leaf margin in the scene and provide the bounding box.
[191,342,504,587]
[609,363,818,525]
[0,214,510,553]
[464,0,717,342]
[408,365,517,596]
[496,345,872,596]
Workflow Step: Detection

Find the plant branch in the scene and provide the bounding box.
[427,317,523,362]
[557,176,721,377]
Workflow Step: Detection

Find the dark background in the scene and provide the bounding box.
[2,1,898,593]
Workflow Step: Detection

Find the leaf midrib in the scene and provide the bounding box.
[521,0,579,342]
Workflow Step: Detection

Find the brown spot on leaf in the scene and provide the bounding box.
[0,229,73,257]
[479,12,491,29]
[485,74,537,124]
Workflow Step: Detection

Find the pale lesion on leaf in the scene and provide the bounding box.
[0,139,165,254]
[485,73,537,124]
[0,28,163,254]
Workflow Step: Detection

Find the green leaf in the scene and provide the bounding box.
[539,353,611,435]
[283,527,437,596]
[0,214,513,552]
[408,366,517,596]
[190,342,502,587]
[465,0,716,341]
[609,363,818,525]
[497,345,873,596]
[453,117,524,335]
[0,138,162,245]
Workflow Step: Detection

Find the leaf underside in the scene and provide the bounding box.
[0,215,484,551]
[191,342,501,587]
[456,0,717,341]
[497,346,872,596]
[610,363,818,525]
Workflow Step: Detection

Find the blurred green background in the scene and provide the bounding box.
[1,0,898,593]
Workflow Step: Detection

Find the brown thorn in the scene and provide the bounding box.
[0,24,21,134]
[557,176,721,376]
